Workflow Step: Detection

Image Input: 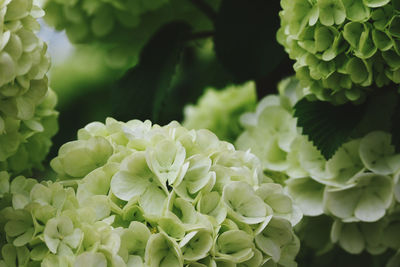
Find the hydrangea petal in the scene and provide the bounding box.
[145,233,183,267]
[223,181,269,224]
[74,252,107,267]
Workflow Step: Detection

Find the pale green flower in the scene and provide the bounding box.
[223,181,271,225]
[286,177,325,217]
[0,89,58,175]
[0,244,30,267]
[236,76,400,257]
[117,221,150,262]
[51,136,113,179]
[255,217,300,266]
[183,82,257,143]
[278,0,400,103]
[324,173,393,222]
[359,131,400,175]
[9,175,37,210]
[44,216,83,255]
[3,208,36,247]
[215,230,255,263]
[328,211,400,256]
[145,232,183,267]
[74,252,107,267]
[0,0,50,119]
[0,121,302,266]
[236,79,300,174]
[0,0,54,176]
[49,118,301,266]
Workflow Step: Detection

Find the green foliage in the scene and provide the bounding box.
[214,0,285,83]
[294,85,400,159]
[112,22,191,123]
[293,98,365,160]
[390,99,400,153]
[43,0,218,69]
[278,0,400,104]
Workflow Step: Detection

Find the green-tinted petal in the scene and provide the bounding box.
[139,185,167,219]
[342,0,370,21]
[146,139,186,186]
[318,0,346,26]
[363,0,390,8]
[223,181,269,224]
[180,230,213,261]
[74,252,107,267]
[255,218,297,263]
[216,230,254,263]
[145,233,183,267]
[359,131,400,175]
[111,170,151,201]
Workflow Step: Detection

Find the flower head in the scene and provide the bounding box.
[278,0,400,104]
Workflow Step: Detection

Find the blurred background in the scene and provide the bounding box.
[37,0,293,162]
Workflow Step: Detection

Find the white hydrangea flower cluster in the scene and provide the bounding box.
[0,0,50,120]
[0,0,57,175]
[236,77,400,260]
[0,119,302,266]
[0,89,58,175]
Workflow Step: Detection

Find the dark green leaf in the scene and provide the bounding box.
[352,88,399,138]
[390,91,400,152]
[112,22,192,123]
[391,107,400,153]
[294,98,366,160]
[159,42,235,125]
[214,0,285,83]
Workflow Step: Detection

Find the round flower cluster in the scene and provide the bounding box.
[0,0,50,119]
[236,77,400,260]
[0,119,301,266]
[278,0,400,104]
[0,0,56,175]
[43,0,218,68]
[183,81,257,143]
[0,89,58,175]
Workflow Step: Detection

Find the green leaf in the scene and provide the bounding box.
[112,22,191,123]
[214,0,285,83]
[352,88,399,138]
[294,98,366,160]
